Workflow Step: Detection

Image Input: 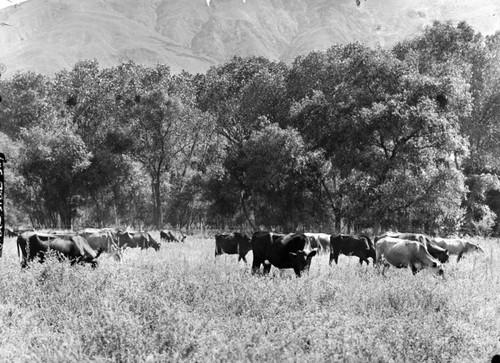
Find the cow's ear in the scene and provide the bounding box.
[308,249,317,257]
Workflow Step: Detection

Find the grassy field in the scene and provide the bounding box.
[0,233,499,362]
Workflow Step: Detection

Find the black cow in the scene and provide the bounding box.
[251,231,317,277]
[215,232,252,262]
[329,234,376,266]
[17,232,103,268]
[118,231,161,251]
[160,230,186,243]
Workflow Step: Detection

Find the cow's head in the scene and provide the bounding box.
[239,236,253,256]
[429,261,444,277]
[289,249,317,277]
[465,242,484,254]
[439,249,450,263]
[145,233,161,251]
[78,247,103,268]
[151,240,161,251]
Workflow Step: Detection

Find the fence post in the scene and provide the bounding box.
[0,64,5,257]
[0,153,5,258]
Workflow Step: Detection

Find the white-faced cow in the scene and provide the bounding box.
[375,236,444,276]
[304,233,331,253]
[16,232,103,268]
[432,237,484,262]
[377,232,449,264]
[329,234,376,266]
[215,232,252,263]
[251,231,317,277]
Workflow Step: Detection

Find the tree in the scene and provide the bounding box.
[0,71,53,139]
[225,122,325,231]
[393,21,500,234]
[288,42,469,231]
[198,56,289,226]
[17,122,92,228]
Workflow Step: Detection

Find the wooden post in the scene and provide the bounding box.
[0,64,5,257]
[0,153,5,258]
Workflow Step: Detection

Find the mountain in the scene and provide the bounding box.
[0,0,499,77]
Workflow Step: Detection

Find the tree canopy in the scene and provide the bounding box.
[1,21,500,235]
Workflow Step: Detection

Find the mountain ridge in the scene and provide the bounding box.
[0,0,499,77]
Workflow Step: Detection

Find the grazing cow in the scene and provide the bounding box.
[5,227,18,238]
[215,232,252,263]
[376,236,444,276]
[251,231,317,277]
[118,231,161,251]
[160,230,186,243]
[304,233,331,253]
[432,237,484,262]
[78,229,123,262]
[329,234,376,266]
[16,232,103,268]
[377,232,449,264]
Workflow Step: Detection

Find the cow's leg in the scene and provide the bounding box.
[251,259,262,275]
[381,263,389,276]
[329,251,340,265]
[457,253,463,262]
[332,251,340,265]
[263,261,271,275]
[410,264,419,275]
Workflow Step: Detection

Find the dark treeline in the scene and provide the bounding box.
[2,21,500,235]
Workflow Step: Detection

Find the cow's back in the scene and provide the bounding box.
[215,233,238,254]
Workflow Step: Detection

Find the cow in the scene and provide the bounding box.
[304,233,331,253]
[215,232,252,263]
[78,229,123,262]
[377,232,449,264]
[375,236,444,276]
[329,234,376,266]
[16,232,103,268]
[431,237,484,262]
[251,231,317,277]
[117,231,161,251]
[160,230,186,243]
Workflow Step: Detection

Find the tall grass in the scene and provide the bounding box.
[0,233,499,362]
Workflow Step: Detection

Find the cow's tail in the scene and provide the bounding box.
[361,235,374,247]
[16,236,20,261]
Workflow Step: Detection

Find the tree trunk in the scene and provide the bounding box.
[59,202,73,230]
[152,177,162,229]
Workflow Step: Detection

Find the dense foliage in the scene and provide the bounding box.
[2,21,500,235]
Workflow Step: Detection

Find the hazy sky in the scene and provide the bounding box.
[0,0,27,10]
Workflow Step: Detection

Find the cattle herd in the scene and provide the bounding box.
[12,228,184,268]
[215,231,485,277]
[7,226,484,278]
